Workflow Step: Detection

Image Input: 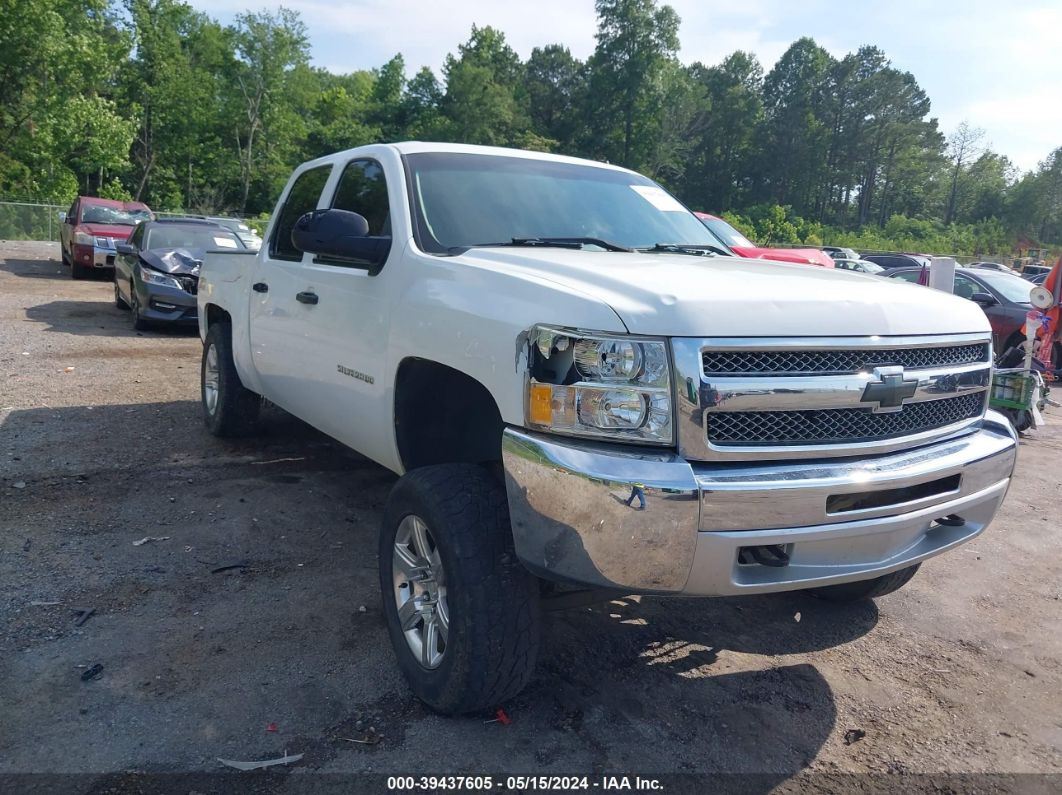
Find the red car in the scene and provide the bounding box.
[695,212,835,268]
[59,196,153,279]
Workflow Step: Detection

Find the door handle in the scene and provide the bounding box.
[296,291,319,305]
[252,282,268,293]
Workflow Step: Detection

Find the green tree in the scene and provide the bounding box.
[229,8,310,212]
[585,0,681,169]
[685,51,763,211]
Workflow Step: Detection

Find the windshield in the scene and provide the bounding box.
[701,217,755,248]
[405,153,715,252]
[82,205,152,226]
[836,259,884,273]
[972,269,1037,303]
[145,225,243,250]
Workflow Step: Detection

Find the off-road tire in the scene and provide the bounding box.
[71,260,87,279]
[379,464,540,714]
[806,563,921,602]
[201,322,260,437]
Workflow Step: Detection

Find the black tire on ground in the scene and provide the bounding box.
[130,284,150,330]
[201,322,260,437]
[114,279,129,310]
[61,246,70,266]
[806,563,921,602]
[70,260,87,279]
[379,464,541,715]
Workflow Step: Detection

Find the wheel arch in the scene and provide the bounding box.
[393,357,506,473]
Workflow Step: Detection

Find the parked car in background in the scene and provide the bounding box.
[833,257,885,275]
[861,252,932,270]
[694,212,835,267]
[1030,272,1049,285]
[1019,263,1051,280]
[822,246,859,261]
[885,265,1037,353]
[114,219,243,330]
[59,197,153,279]
[203,216,262,250]
[968,261,1013,272]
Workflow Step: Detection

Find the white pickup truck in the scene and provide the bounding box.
[198,142,1018,714]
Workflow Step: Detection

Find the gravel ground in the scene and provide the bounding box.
[2,241,1061,792]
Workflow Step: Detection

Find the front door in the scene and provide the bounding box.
[247,163,334,417]
[286,158,395,464]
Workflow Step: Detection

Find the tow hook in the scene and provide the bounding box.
[739,544,791,567]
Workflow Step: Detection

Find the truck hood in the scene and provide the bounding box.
[455,248,991,337]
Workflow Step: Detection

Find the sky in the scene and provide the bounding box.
[189,0,1062,173]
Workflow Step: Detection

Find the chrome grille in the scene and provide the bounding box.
[707,393,986,446]
[703,343,989,376]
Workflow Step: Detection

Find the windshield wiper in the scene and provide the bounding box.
[452,237,632,254]
[641,243,728,257]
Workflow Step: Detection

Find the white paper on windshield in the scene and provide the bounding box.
[629,185,687,212]
[213,237,238,249]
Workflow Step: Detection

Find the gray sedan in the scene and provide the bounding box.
[113,220,244,330]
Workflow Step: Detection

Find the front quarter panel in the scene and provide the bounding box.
[388,249,628,428]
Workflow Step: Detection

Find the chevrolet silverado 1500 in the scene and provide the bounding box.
[197,142,1018,714]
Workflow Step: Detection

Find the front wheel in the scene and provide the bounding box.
[114,280,129,310]
[130,285,150,330]
[379,464,540,714]
[805,563,921,602]
[201,322,260,436]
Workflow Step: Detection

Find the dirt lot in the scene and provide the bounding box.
[2,240,1061,792]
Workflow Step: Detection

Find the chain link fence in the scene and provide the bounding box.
[0,201,270,241]
[0,201,65,242]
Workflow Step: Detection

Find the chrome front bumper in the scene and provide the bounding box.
[501,412,1018,596]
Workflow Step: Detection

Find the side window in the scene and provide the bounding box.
[892,271,920,283]
[69,201,78,223]
[953,275,978,300]
[131,223,146,248]
[269,165,332,261]
[331,159,391,237]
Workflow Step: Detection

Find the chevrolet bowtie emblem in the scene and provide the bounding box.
[861,366,919,412]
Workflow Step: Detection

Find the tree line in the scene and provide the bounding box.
[2,0,1060,255]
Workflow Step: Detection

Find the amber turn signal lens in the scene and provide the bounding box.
[529,383,553,425]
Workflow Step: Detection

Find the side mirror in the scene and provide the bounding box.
[57,211,67,222]
[115,243,135,256]
[969,291,997,306]
[291,209,390,271]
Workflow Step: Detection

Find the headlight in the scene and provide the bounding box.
[138,265,181,289]
[74,231,95,245]
[526,326,672,445]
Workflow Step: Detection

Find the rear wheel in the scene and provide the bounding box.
[379,464,540,714]
[201,322,260,436]
[805,564,921,602]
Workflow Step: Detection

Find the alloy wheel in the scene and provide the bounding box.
[392,514,449,669]
[202,343,220,416]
